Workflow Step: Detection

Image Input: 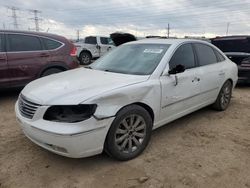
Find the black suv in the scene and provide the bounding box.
[211,36,250,83]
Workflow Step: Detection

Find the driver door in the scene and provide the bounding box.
[159,43,202,125]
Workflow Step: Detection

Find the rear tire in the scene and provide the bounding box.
[105,105,152,161]
[79,51,92,65]
[213,80,232,111]
[41,68,63,77]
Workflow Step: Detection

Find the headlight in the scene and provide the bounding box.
[43,104,97,123]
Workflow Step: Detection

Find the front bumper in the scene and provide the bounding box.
[15,102,114,158]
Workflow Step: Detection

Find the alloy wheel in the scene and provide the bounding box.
[81,54,90,64]
[115,114,146,154]
[220,82,231,109]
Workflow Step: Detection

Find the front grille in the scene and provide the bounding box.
[18,95,41,119]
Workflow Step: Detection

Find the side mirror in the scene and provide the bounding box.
[168,64,185,75]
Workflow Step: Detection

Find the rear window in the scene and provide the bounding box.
[8,34,42,52]
[42,38,62,50]
[100,37,110,45]
[212,37,250,53]
[101,37,114,45]
[85,37,97,44]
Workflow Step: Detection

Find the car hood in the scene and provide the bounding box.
[21,68,149,105]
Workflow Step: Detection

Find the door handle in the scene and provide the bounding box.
[40,53,50,57]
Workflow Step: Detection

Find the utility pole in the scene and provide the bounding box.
[77,29,80,41]
[7,6,19,30]
[29,9,42,32]
[167,23,170,38]
[226,22,230,36]
[2,23,6,29]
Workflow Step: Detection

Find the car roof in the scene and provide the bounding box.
[127,38,209,45]
[211,35,250,41]
[0,30,66,41]
[86,35,109,38]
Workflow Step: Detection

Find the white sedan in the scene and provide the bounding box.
[15,39,238,161]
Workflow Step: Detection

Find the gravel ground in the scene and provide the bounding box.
[0,86,250,188]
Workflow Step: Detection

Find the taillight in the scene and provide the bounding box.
[70,45,77,56]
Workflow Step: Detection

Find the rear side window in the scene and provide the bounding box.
[194,43,217,66]
[169,43,196,70]
[214,49,225,62]
[8,34,42,52]
[42,38,62,50]
[85,37,97,44]
[100,37,109,45]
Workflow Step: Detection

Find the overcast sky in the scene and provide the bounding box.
[1,0,250,39]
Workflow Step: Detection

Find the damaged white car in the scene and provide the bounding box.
[15,39,238,160]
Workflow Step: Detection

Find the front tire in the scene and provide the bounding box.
[213,80,233,111]
[105,105,153,161]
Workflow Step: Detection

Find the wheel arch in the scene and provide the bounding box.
[222,78,234,90]
[39,64,68,77]
[132,102,155,123]
[227,78,233,85]
[114,102,155,123]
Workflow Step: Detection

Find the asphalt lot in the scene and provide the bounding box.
[0,85,250,188]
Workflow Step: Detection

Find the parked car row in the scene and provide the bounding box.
[0,30,79,89]
[74,33,137,65]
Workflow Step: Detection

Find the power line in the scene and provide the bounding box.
[76,29,80,41]
[167,23,170,38]
[226,22,230,36]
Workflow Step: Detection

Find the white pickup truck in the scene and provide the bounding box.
[74,36,115,65]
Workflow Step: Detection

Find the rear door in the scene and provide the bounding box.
[99,37,114,56]
[6,33,48,87]
[0,33,9,88]
[193,43,226,102]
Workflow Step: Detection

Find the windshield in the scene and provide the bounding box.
[89,43,170,75]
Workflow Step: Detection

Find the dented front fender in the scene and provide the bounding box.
[83,80,161,121]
